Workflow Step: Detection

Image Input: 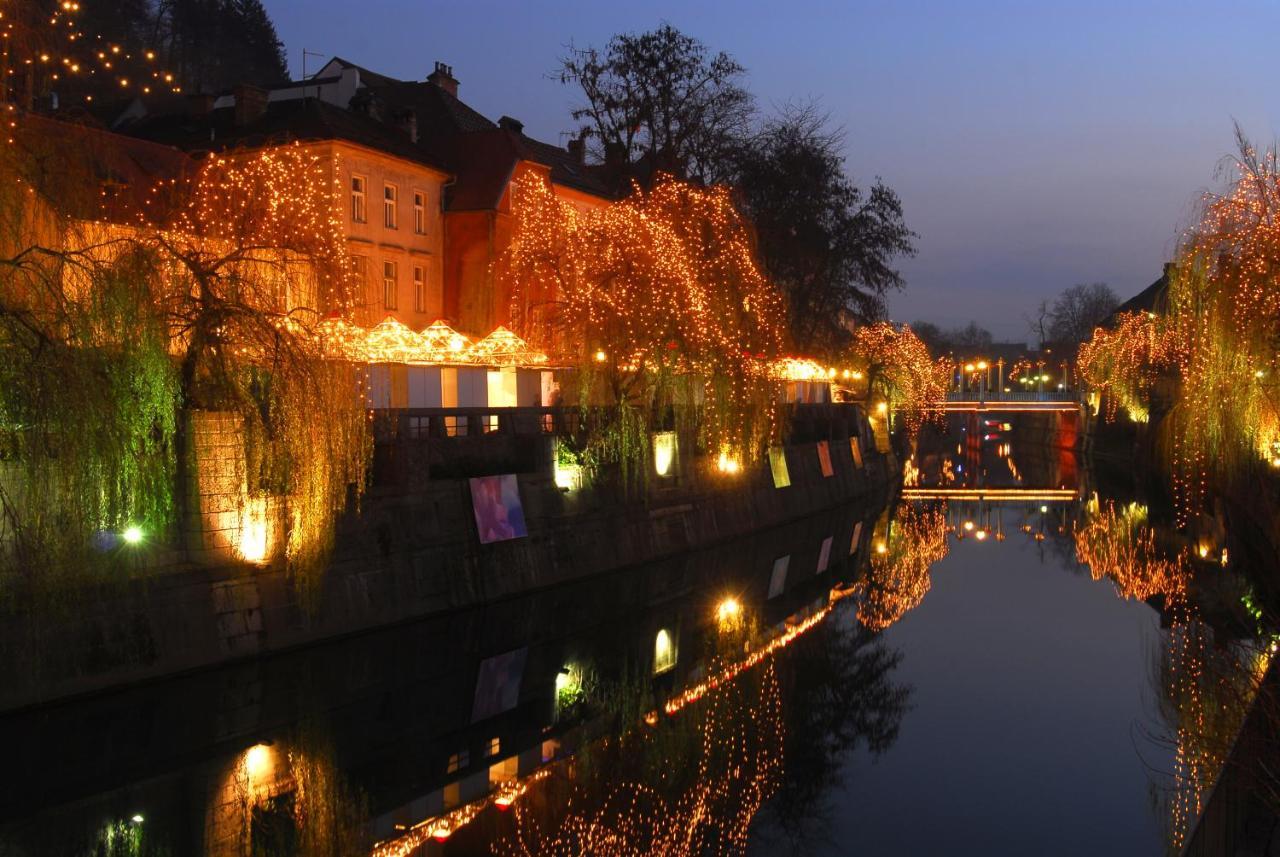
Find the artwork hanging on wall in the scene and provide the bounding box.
[470,474,528,543]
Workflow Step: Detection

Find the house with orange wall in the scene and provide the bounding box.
[117,57,616,338]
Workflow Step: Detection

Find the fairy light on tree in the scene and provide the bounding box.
[498,171,788,482]
[1077,311,1180,424]
[146,143,370,596]
[0,135,370,601]
[845,323,948,441]
[857,502,948,632]
[1077,129,1280,525]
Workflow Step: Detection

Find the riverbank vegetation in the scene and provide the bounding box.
[1079,128,1280,524]
[0,129,369,603]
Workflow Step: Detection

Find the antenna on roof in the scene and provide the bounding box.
[301,49,326,100]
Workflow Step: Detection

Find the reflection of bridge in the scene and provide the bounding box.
[900,487,1079,501]
[937,391,1082,413]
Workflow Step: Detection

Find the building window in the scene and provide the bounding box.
[382,260,397,310]
[446,750,469,774]
[414,264,426,312]
[350,254,367,286]
[351,175,367,223]
[413,190,426,234]
[383,182,398,229]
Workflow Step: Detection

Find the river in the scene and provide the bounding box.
[2,418,1273,856]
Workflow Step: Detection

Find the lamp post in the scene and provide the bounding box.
[977,360,988,402]
[997,357,1005,400]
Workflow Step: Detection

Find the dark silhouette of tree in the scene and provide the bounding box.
[909,320,946,354]
[733,105,916,354]
[559,23,754,184]
[911,319,994,353]
[1046,282,1119,345]
[753,603,913,852]
[155,0,288,93]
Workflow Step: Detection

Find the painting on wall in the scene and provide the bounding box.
[472,647,528,722]
[768,555,790,599]
[817,535,833,573]
[470,474,528,543]
[817,440,834,477]
[769,446,791,488]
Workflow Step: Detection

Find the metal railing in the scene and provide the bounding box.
[944,389,1077,403]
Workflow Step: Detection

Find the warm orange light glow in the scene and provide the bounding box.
[716,596,742,625]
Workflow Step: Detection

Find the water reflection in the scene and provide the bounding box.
[7,420,1280,855]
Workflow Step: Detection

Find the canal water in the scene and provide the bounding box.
[2,418,1271,856]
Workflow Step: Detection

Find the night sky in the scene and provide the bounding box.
[267,0,1280,341]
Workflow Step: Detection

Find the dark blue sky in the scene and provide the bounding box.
[268,0,1279,341]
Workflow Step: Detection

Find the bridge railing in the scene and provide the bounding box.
[945,389,1076,403]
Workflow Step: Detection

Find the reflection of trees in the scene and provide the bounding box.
[1073,500,1189,602]
[1072,498,1269,853]
[1151,609,1264,854]
[207,717,368,857]
[495,661,785,856]
[858,503,948,632]
[754,601,913,853]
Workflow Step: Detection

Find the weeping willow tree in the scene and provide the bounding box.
[0,120,369,603]
[844,322,948,441]
[1079,128,1280,524]
[145,145,370,598]
[498,172,788,485]
[0,117,186,603]
[1077,310,1182,423]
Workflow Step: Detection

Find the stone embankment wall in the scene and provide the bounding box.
[0,404,895,712]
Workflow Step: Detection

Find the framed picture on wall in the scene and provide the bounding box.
[470,474,528,543]
[769,446,791,488]
[471,647,528,722]
[817,440,834,477]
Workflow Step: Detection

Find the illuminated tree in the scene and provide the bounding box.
[1077,128,1280,523]
[1077,310,1180,423]
[0,132,369,601]
[142,144,370,592]
[499,171,787,479]
[845,323,949,441]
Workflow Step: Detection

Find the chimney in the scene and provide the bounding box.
[232,84,268,126]
[186,92,216,116]
[427,61,458,97]
[604,141,627,169]
[497,115,524,136]
[394,108,418,144]
[350,89,381,121]
[567,130,588,165]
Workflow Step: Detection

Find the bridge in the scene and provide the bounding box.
[935,390,1082,413]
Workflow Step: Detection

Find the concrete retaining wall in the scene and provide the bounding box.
[0,406,895,712]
